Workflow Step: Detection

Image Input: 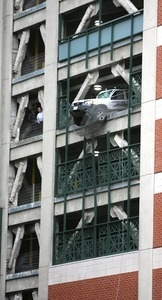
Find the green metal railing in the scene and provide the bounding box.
[58,10,143,63]
[53,217,139,264]
[54,3,141,267]
[56,95,68,129]
[55,143,140,197]
[130,70,142,107]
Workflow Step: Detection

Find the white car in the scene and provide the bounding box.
[70,88,129,126]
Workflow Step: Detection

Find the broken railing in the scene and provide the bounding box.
[54,217,139,264]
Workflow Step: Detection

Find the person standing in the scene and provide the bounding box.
[37,107,43,123]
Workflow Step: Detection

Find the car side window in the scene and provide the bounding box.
[111,91,124,100]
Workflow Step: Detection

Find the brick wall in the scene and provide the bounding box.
[158,0,162,25]
[153,194,162,248]
[48,272,138,300]
[156,47,162,99]
[155,119,162,173]
[153,268,162,299]
[153,2,162,297]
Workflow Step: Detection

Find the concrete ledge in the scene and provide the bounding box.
[13,3,46,32]
[12,69,45,85]
[6,270,38,293]
[12,71,44,97]
[8,203,41,226]
[49,251,138,285]
[55,182,139,215]
[10,138,43,161]
[9,201,41,214]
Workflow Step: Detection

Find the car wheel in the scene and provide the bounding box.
[94,105,107,122]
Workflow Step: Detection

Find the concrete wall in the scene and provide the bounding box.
[138,0,158,299]
[38,0,59,299]
[0,0,13,299]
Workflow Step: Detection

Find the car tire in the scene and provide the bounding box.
[94,105,107,122]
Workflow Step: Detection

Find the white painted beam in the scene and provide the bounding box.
[13,30,30,75]
[35,223,40,246]
[40,24,46,45]
[8,226,25,270]
[74,71,99,102]
[14,0,24,13]
[9,159,27,206]
[113,0,138,14]
[37,156,42,177]
[12,94,29,140]
[32,291,38,300]
[38,89,44,109]
[75,4,99,34]
[111,63,141,98]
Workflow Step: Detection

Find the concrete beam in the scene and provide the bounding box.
[75,3,99,34]
[113,134,140,174]
[8,225,25,271]
[36,156,42,177]
[12,94,29,140]
[32,291,38,300]
[74,71,99,101]
[14,0,24,13]
[113,0,138,13]
[60,0,94,14]
[35,223,40,246]
[66,209,94,249]
[9,160,27,206]
[111,63,141,109]
[110,204,138,245]
[38,89,44,109]
[13,30,30,75]
[40,24,46,45]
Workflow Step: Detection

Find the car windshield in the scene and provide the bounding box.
[96,90,112,99]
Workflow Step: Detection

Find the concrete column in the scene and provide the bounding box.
[38,0,59,299]
[138,0,158,299]
[0,0,13,299]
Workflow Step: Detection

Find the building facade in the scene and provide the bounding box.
[0,0,162,299]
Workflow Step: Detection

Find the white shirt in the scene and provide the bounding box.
[37,111,43,123]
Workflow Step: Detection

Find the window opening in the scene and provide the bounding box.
[18,157,41,206]
[21,26,45,75]
[19,91,44,139]
[15,224,39,273]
